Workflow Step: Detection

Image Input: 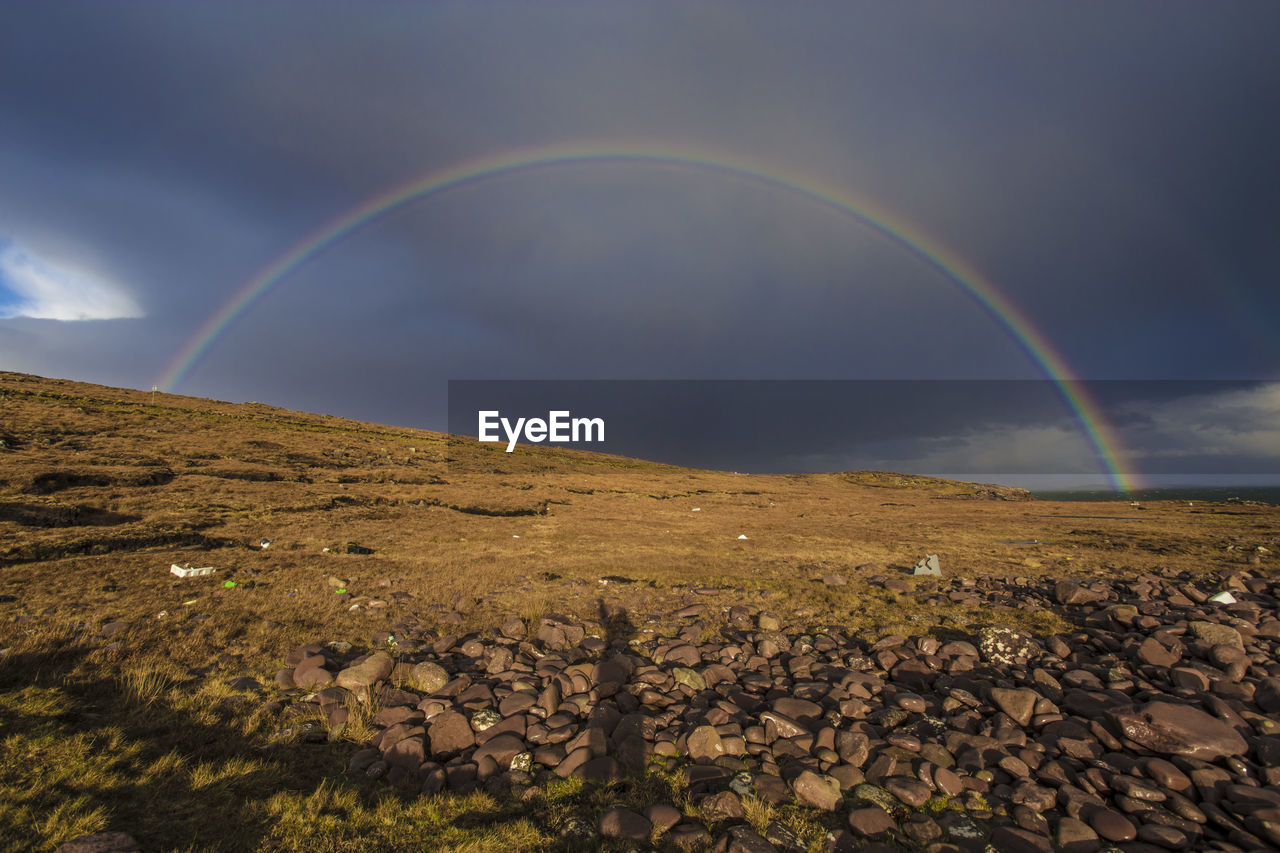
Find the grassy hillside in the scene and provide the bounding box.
[0,371,1274,851]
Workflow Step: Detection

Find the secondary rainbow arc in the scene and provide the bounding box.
[155,141,1138,492]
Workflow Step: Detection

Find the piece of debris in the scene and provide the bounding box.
[222,580,237,588]
[512,535,520,539]
[259,538,272,550]
[346,543,374,555]
[170,564,215,578]
[321,547,331,552]
[1209,590,1238,604]
[691,507,701,512]
[913,554,942,576]
[737,534,748,540]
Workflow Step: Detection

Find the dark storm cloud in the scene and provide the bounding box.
[1,2,1277,483]
[448,380,1280,485]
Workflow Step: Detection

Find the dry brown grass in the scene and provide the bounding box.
[1,370,1277,850]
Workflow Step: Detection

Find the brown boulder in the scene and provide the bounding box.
[1107,701,1247,759]
[406,661,449,694]
[598,806,651,840]
[847,807,895,838]
[989,687,1039,727]
[686,725,724,763]
[1054,580,1101,605]
[792,770,842,811]
[427,709,474,756]
[1134,637,1180,668]
[472,733,525,769]
[335,651,394,690]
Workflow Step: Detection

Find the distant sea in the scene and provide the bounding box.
[1032,486,1280,505]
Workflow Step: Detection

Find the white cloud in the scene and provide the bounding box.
[1120,383,1280,462]
[0,239,142,321]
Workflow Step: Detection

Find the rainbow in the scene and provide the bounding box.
[155,141,1139,492]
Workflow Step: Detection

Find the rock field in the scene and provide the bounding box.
[260,567,1280,852]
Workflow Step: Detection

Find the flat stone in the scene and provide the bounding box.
[884,775,931,808]
[757,613,781,631]
[1135,637,1181,668]
[851,783,905,818]
[792,770,842,811]
[1189,620,1243,650]
[472,733,525,769]
[1143,757,1191,792]
[598,806,651,840]
[933,766,964,797]
[990,826,1053,853]
[1054,817,1099,853]
[293,665,334,689]
[990,687,1039,727]
[771,697,823,724]
[1137,823,1187,849]
[847,807,895,838]
[667,823,712,849]
[717,826,778,853]
[427,709,474,755]
[754,773,791,805]
[1107,701,1247,759]
[1087,807,1137,842]
[673,667,706,691]
[384,735,425,770]
[577,756,623,781]
[1254,678,1280,713]
[702,791,745,819]
[645,803,682,834]
[1054,580,1102,605]
[335,651,394,690]
[665,644,703,667]
[687,724,725,763]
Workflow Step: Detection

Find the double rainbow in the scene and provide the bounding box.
[155,141,1137,492]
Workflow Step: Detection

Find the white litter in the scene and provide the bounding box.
[321,547,330,552]
[691,508,701,512]
[259,539,272,550]
[737,534,748,540]
[513,535,520,539]
[1209,591,1238,605]
[171,564,215,578]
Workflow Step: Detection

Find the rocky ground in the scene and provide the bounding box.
[228,566,1280,853]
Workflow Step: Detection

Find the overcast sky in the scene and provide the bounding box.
[1,3,1277,488]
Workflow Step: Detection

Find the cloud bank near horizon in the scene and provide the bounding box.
[0,239,142,321]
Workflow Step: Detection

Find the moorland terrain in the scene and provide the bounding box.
[0,371,1277,852]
